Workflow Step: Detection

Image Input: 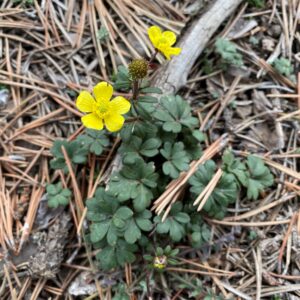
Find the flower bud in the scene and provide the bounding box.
[128,59,148,80]
[153,255,167,269]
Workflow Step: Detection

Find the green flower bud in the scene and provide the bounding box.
[128,59,148,80]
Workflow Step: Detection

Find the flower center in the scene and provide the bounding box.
[94,103,109,119]
[157,37,168,49]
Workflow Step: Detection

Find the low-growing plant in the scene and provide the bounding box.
[47,25,274,277]
[46,182,71,208]
[273,57,295,81]
[215,38,244,67]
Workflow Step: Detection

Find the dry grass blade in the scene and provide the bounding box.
[152,134,228,219]
[193,168,223,212]
[18,184,44,252]
[61,146,84,216]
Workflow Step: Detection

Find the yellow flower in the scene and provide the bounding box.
[76,82,131,132]
[148,25,181,60]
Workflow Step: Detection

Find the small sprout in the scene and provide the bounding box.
[273,57,293,77]
[128,59,149,80]
[215,38,244,67]
[97,26,109,41]
[248,230,258,240]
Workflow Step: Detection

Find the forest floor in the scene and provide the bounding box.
[0,0,300,299]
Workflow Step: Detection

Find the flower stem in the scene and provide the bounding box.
[132,79,139,101]
[149,49,158,64]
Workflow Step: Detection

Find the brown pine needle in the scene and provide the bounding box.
[194,168,223,212]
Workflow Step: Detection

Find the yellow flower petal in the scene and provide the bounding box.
[81,113,104,130]
[93,82,113,103]
[109,96,131,115]
[104,113,125,132]
[76,91,96,113]
[164,47,182,60]
[162,31,176,46]
[148,26,162,48]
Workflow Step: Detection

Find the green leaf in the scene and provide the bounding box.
[46,184,58,195]
[169,220,185,241]
[245,155,273,200]
[107,159,158,211]
[160,142,190,179]
[86,188,130,246]
[114,207,134,220]
[120,119,158,142]
[112,66,131,91]
[124,220,141,244]
[46,182,71,208]
[140,87,162,94]
[192,130,206,142]
[153,95,199,133]
[76,129,109,156]
[189,160,238,219]
[182,131,202,160]
[90,221,110,243]
[273,57,294,77]
[97,26,109,41]
[222,149,247,186]
[215,38,244,67]
[119,136,161,164]
[174,212,190,223]
[107,226,118,246]
[112,217,126,229]
[154,203,189,242]
[136,217,152,231]
[50,139,88,172]
[96,245,117,270]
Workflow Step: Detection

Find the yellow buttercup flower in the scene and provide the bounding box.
[148,25,181,60]
[76,82,131,132]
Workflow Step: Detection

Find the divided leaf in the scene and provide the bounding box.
[215,38,243,67]
[76,129,110,155]
[112,66,131,91]
[96,240,137,270]
[119,136,161,164]
[153,95,198,133]
[160,142,190,179]
[50,140,88,172]
[222,149,247,186]
[87,188,133,246]
[107,159,158,212]
[245,155,274,200]
[46,182,71,208]
[154,203,190,242]
[189,160,238,219]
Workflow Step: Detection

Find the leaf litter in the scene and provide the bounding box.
[0,0,300,299]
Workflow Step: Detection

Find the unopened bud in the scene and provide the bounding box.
[128,59,148,80]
